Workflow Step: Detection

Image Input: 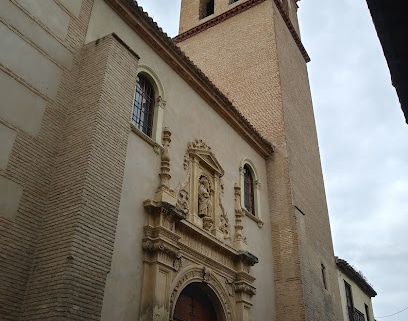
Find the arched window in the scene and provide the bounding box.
[239,159,263,226]
[132,74,155,137]
[243,164,255,215]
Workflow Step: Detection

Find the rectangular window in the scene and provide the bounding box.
[344,281,354,321]
[365,304,370,321]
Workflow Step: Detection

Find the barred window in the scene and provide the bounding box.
[243,165,255,215]
[132,75,155,137]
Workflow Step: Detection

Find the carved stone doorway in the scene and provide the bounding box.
[173,283,218,321]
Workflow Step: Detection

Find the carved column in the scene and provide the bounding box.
[234,184,247,251]
[187,156,203,227]
[154,127,175,204]
[234,252,258,321]
[141,203,185,321]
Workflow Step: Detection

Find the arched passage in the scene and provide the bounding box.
[173,283,224,321]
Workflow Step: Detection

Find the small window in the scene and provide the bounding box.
[230,0,239,4]
[132,75,155,137]
[200,0,214,19]
[321,264,327,289]
[243,165,255,215]
[344,281,353,308]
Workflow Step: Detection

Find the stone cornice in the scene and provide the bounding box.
[104,0,274,158]
[173,0,310,63]
[272,0,310,62]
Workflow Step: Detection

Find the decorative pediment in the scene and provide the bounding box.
[193,150,225,177]
[187,139,224,177]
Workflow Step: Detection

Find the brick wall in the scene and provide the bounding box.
[0,1,94,319]
[18,34,139,320]
[176,0,343,320]
[273,5,343,320]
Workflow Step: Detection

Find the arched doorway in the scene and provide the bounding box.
[173,283,218,321]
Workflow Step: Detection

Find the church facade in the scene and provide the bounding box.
[1,0,343,320]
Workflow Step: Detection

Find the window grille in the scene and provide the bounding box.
[132,75,155,137]
[244,165,255,215]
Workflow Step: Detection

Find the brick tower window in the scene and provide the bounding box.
[200,0,214,19]
[132,74,155,137]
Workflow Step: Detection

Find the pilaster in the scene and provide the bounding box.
[19,34,139,320]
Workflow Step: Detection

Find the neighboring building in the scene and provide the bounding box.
[336,257,377,321]
[0,0,351,320]
[365,0,408,123]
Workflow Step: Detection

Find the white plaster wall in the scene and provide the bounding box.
[0,23,63,99]
[0,175,23,221]
[13,0,71,40]
[58,0,83,17]
[0,71,47,136]
[101,133,161,320]
[338,271,375,321]
[0,0,77,138]
[0,123,17,170]
[87,1,276,320]
[0,1,73,69]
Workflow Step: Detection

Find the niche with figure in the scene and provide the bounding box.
[175,139,230,241]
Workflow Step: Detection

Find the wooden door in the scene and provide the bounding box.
[173,284,218,321]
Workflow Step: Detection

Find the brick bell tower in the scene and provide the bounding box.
[175,1,343,320]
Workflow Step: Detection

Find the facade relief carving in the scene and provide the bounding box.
[169,265,234,321]
[198,175,212,218]
[219,202,231,241]
[141,132,257,321]
[233,184,248,251]
[175,138,232,242]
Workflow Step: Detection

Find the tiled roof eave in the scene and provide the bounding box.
[104,0,275,158]
[336,257,377,298]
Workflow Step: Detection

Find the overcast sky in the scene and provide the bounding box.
[136,1,408,319]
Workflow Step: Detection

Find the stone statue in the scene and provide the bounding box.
[198,176,212,218]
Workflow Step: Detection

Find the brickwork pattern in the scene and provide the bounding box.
[18,34,139,320]
[178,3,305,319]
[273,7,343,321]
[0,1,95,319]
[177,0,343,320]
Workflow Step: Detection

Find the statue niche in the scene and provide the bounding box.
[175,139,230,241]
[198,175,212,218]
